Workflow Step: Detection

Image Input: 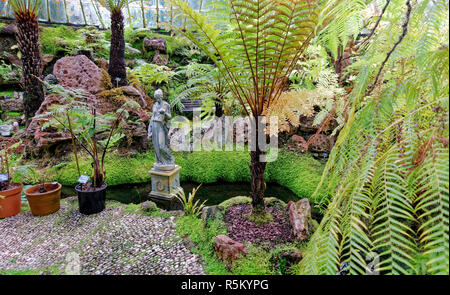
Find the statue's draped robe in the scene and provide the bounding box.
[151,101,174,166]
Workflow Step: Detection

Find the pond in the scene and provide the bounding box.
[61,181,301,206]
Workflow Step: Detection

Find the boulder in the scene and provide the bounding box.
[120,85,148,108]
[0,25,17,59]
[152,52,169,66]
[287,134,307,153]
[141,201,157,212]
[43,74,59,85]
[143,37,167,52]
[0,98,23,112]
[0,24,17,37]
[278,249,303,265]
[143,37,169,66]
[214,235,247,267]
[287,199,313,242]
[270,249,303,272]
[308,134,335,154]
[298,115,318,134]
[201,205,224,225]
[53,55,104,94]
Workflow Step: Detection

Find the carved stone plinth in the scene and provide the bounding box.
[149,165,183,202]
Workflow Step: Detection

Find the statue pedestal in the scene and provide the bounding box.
[149,165,183,203]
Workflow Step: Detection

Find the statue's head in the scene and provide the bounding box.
[154,89,163,102]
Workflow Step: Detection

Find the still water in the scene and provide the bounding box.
[61,181,300,206]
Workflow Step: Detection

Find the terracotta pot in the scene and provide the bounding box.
[0,183,23,218]
[25,183,61,216]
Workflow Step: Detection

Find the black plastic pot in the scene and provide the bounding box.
[75,183,107,215]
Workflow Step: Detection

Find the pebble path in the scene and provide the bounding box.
[0,197,204,275]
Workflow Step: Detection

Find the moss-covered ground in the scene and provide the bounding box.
[12,149,327,203]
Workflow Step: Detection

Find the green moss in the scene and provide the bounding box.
[3,111,21,117]
[248,210,273,225]
[266,149,327,203]
[40,25,81,55]
[0,266,60,275]
[0,89,15,97]
[49,148,326,203]
[176,214,230,275]
[232,245,274,275]
[219,196,252,208]
[98,88,127,107]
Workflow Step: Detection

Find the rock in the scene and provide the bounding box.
[12,122,19,132]
[53,55,104,94]
[308,134,335,154]
[152,52,169,66]
[141,201,157,212]
[270,249,303,272]
[43,74,59,85]
[0,24,17,37]
[76,49,94,61]
[42,54,55,70]
[120,85,147,108]
[298,115,318,134]
[5,52,21,67]
[279,249,302,265]
[287,199,313,242]
[126,46,141,56]
[287,134,307,153]
[96,58,109,71]
[143,37,167,52]
[0,125,13,136]
[201,205,224,225]
[143,37,168,66]
[0,98,24,112]
[214,235,247,267]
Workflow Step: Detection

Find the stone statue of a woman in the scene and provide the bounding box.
[148,89,174,171]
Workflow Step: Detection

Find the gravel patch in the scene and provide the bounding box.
[0,197,204,275]
[224,204,295,246]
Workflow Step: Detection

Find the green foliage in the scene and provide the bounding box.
[176,214,229,274]
[132,63,177,93]
[39,25,81,55]
[52,149,325,203]
[175,184,207,217]
[219,196,252,208]
[37,83,139,187]
[266,149,328,204]
[173,62,239,116]
[39,25,110,58]
[299,0,449,275]
[0,61,20,82]
[176,215,304,275]
[8,0,42,15]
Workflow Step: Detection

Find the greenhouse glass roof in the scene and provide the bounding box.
[0,0,206,28]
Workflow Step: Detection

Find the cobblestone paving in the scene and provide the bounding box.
[0,198,204,275]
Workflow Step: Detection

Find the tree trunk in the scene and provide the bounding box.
[15,15,44,124]
[109,10,127,87]
[214,101,224,117]
[250,144,267,215]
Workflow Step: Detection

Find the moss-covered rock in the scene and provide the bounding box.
[219,196,252,208]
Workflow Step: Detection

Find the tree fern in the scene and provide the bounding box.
[299,0,449,275]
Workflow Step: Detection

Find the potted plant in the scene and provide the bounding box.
[0,141,23,218]
[37,83,139,215]
[23,163,66,216]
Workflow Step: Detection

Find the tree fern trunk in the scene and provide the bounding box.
[109,10,127,87]
[250,132,266,215]
[15,13,44,124]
